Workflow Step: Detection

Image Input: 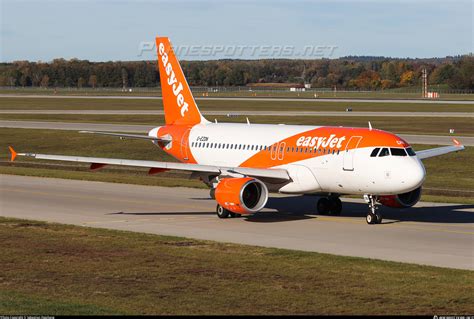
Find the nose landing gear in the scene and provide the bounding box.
[365,195,382,224]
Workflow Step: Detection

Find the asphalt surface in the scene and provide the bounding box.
[1,120,472,146]
[1,94,474,104]
[1,174,472,270]
[1,109,472,117]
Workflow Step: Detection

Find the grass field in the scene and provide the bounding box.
[1,97,474,112]
[1,113,472,136]
[0,216,472,315]
[1,128,472,203]
[1,87,474,100]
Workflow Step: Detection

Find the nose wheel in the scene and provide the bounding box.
[366,195,382,224]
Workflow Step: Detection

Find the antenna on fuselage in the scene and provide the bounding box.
[368,121,372,131]
[246,117,250,125]
[215,119,218,124]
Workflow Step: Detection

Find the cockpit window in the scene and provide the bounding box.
[370,148,380,157]
[390,148,407,156]
[379,148,390,157]
[406,147,416,156]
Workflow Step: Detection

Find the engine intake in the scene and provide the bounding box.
[215,177,268,214]
[379,187,422,208]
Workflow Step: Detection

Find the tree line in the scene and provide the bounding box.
[0,55,472,90]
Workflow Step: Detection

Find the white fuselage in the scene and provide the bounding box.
[151,122,426,196]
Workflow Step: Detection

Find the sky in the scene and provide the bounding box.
[1,0,472,62]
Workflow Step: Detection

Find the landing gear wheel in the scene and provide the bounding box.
[329,197,342,216]
[317,198,330,215]
[366,212,376,225]
[210,188,216,199]
[366,195,381,225]
[229,212,241,218]
[216,204,230,219]
[375,212,383,224]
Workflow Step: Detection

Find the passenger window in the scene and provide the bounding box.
[370,148,380,157]
[379,148,390,157]
[406,147,416,156]
[390,148,407,156]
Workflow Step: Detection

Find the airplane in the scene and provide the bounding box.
[8,36,465,224]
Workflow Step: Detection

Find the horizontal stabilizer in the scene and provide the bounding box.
[79,130,171,142]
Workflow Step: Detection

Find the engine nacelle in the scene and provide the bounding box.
[215,177,268,214]
[379,187,422,208]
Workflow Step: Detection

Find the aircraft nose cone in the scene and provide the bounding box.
[405,160,426,190]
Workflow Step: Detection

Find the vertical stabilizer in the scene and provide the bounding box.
[155,37,208,125]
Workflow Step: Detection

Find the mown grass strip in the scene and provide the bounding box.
[0,216,472,315]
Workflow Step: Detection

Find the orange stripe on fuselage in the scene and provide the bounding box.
[239,127,409,168]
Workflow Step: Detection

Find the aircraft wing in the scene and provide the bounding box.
[416,139,465,160]
[8,147,290,182]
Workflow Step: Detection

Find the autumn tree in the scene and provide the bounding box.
[400,70,415,86]
[40,75,49,88]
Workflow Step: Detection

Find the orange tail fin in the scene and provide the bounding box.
[156,37,207,126]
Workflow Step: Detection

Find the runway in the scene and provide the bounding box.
[1,94,474,104]
[1,174,472,270]
[1,120,472,146]
[1,109,472,117]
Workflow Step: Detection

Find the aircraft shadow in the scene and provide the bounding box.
[264,195,474,224]
[108,211,214,216]
[108,196,474,224]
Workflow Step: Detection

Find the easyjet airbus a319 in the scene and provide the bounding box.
[9,37,465,224]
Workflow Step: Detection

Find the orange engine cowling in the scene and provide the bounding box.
[379,187,422,208]
[215,177,268,214]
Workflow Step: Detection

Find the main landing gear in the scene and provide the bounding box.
[210,188,216,199]
[216,204,240,219]
[317,197,342,216]
[365,195,382,225]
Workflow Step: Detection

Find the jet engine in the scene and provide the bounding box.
[379,186,422,208]
[215,177,268,214]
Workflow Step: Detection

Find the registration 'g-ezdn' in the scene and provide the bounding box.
[9,37,465,224]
